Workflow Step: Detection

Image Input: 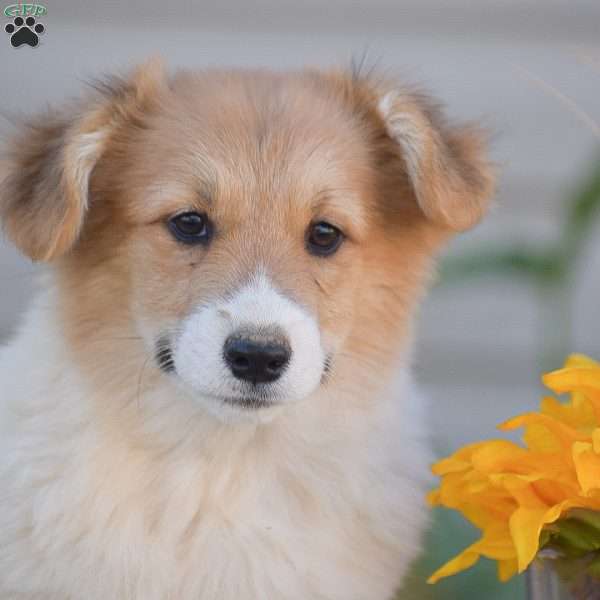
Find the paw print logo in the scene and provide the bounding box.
[5,16,45,47]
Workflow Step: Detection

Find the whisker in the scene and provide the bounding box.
[335,350,381,371]
[92,336,144,342]
[136,355,153,411]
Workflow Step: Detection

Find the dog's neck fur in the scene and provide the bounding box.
[0,276,430,599]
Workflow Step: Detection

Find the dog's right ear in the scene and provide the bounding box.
[0,59,166,262]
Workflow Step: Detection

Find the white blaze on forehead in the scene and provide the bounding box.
[220,271,309,330]
[173,271,325,421]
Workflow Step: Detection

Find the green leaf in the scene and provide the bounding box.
[565,160,600,245]
[439,247,562,286]
[551,518,600,554]
[569,509,600,534]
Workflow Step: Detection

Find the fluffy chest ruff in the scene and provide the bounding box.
[0,306,430,600]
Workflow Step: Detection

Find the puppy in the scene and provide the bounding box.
[0,60,493,599]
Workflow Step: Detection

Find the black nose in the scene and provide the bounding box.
[224,335,291,384]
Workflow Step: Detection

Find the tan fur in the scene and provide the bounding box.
[0,60,493,599]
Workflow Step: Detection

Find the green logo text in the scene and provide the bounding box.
[4,3,47,17]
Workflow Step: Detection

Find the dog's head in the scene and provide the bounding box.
[0,61,493,423]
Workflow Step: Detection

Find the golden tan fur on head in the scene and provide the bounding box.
[0,59,494,415]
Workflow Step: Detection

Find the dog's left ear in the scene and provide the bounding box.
[0,59,166,261]
[376,89,495,231]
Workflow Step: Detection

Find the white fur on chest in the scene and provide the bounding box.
[0,306,430,600]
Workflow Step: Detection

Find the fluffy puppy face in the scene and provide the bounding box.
[0,61,494,424]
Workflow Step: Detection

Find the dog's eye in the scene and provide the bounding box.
[168,212,212,245]
[306,222,344,256]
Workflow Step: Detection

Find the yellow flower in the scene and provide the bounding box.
[428,354,600,584]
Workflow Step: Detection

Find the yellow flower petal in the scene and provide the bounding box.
[427,489,441,506]
[565,354,599,369]
[501,412,585,451]
[431,441,490,476]
[509,503,564,571]
[543,368,600,400]
[427,546,481,584]
[497,558,519,582]
[523,422,563,453]
[543,365,600,423]
[572,440,600,494]
[592,428,600,453]
[428,525,516,583]
[539,395,596,434]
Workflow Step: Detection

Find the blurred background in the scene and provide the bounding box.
[1,1,599,597]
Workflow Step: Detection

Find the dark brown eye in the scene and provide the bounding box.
[306,222,344,256]
[168,212,212,245]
